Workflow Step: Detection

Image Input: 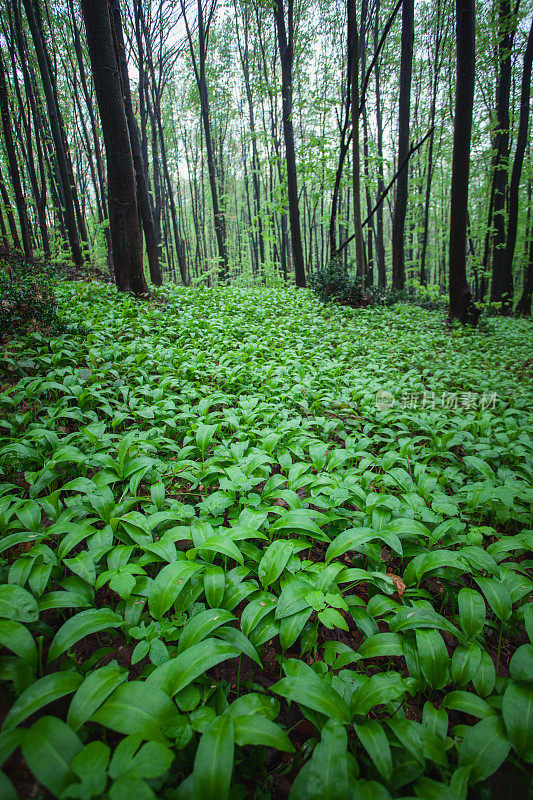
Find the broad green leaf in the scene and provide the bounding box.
[458,588,486,639]
[354,719,392,782]
[3,671,82,730]
[192,715,234,800]
[0,620,37,668]
[233,714,293,751]
[458,716,510,782]
[177,609,235,654]
[474,577,512,622]
[148,561,203,620]
[451,644,481,687]
[91,681,179,742]
[21,716,82,796]
[272,674,351,723]
[68,664,127,730]
[0,585,38,623]
[147,638,239,696]
[415,629,449,690]
[502,682,533,761]
[304,719,348,800]
[258,540,295,588]
[48,608,123,662]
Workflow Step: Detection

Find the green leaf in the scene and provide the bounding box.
[68,664,127,730]
[233,714,294,751]
[304,719,348,800]
[509,644,533,682]
[66,741,110,799]
[91,681,179,741]
[502,682,533,761]
[0,584,38,623]
[2,671,82,731]
[472,648,496,697]
[451,644,481,687]
[204,565,225,608]
[354,720,392,783]
[351,673,407,717]
[458,716,510,782]
[415,629,449,690]
[271,675,351,723]
[357,632,404,659]
[21,716,82,796]
[192,715,234,800]
[474,577,512,622]
[458,588,486,639]
[198,535,244,565]
[147,638,239,696]
[0,770,17,800]
[148,561,203,620]
[279,608,312,650]
[0,620,37,668]
[108,735,173,779]
[325,527,375,563]
[443,691,497,719]
[177,609,235,654]
[48,608,122,662]
[258,540,295,588]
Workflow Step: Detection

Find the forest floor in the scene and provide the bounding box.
[0,281,532,799]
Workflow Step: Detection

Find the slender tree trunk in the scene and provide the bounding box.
[81,0,147,295]
[515,181,533,315]
[504,20,533,293]
[348,0,366,278]
[0,51,31,256]
[22,0,84,266]
[274,0,306,287]
[490,0,517,308]
[110,0,162,287]
[420,0,444,285]
[391,0,414,290]
[0,163,22,251]
[374,0,386,286]
[448,0,475,322]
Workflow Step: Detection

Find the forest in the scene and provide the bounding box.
[0,0,532,798]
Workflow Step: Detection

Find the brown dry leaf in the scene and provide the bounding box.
[389,573,406,597]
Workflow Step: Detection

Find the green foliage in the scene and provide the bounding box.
[0,257,61,338]
[0,282,532,798]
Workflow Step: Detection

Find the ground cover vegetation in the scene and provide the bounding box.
[0,282,531,799]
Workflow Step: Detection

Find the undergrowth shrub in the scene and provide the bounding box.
[309,258,443,309]
[0,253,61,338]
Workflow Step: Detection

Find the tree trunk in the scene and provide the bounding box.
[22,0,83,267]
[0,50,31,256]
[391,0,414,290]
[489,0,517,309]
[448,0,475,323]
[504,19,533,293]
[348,0,366,279]
[110,0,162,287]
[81,0,147,296]
[274,0,306,287]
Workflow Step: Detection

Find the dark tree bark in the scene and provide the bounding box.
[515,181,533,315]
[22,0,84,267]
[448,0,475,323]
[0,163,22,252]
[391,0,414,290]
[0,50,31,256]
[348,0,366,278]
[374,0,386,286]
[81,0,147,296]
[182,0,228,282]
[273,0,306,287]
[505,20,533,296]
[110,0,162,287]
[490,0,518,308]
[420,0,445,285]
